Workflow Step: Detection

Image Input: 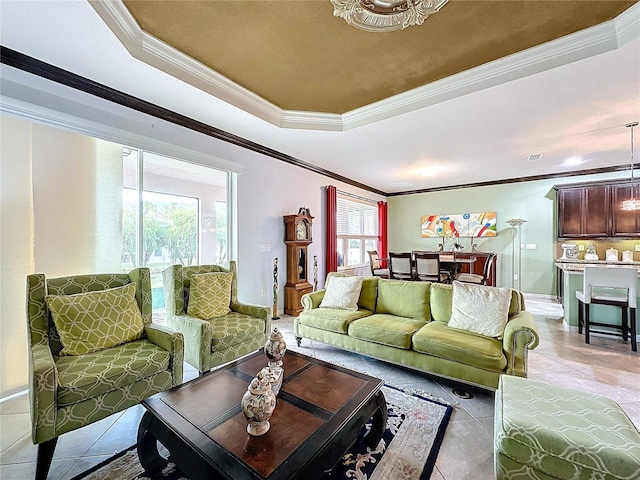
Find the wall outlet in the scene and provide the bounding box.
[578,244,585,251]
[513,274,518,280]
[260,288,266,297]
[636,245,640,252]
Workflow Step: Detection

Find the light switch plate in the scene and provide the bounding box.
[636,245,640,252]
[578,245,585,251]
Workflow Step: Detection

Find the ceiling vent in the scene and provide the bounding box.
[527,154,543,161]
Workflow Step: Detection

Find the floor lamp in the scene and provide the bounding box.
[506,218,527,291]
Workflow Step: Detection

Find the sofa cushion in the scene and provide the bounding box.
[187,272,232,319]
[430,283,522,324]
[376,280,430,321]
[448,281,512,338]
[495,376,640,480]
[210,312,266,351]
[47,283,144,356]
[348,314,428,349]
[320,276,363,311]
[56,339,170,406]
[412,322,507,371]
[326,273,378,311]
[298,308,372,334]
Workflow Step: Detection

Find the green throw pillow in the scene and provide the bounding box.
[187,272,232,319]
[46,283,144,356]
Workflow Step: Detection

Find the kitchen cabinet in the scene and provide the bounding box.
[556,185,609,238]
[610,184,640,237]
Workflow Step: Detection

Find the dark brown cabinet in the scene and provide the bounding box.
[557,185,609,238]
[555,180,639,239]
[611,184,640,237]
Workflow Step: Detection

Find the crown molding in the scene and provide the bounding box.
[90,1,639,132]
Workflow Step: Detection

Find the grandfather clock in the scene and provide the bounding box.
[284,209,314,316]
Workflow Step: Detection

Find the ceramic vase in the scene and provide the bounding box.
[260,366,283,396]
[265,327,287,368]
[241,371,276,436]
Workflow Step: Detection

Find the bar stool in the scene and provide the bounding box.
[576,266,637,352]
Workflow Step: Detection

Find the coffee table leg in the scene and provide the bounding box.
[363,390,387,448]
[137,411,169,478]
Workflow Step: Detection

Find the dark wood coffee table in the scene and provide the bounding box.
[137,349,387,480]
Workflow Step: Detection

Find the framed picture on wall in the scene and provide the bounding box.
[421,212,497,238]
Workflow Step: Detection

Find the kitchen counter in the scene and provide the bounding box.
[555,262,640,336]
[555,259,640,272]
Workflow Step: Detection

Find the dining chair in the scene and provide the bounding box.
[388,252,413,280]
[367,250,390,278]
[413,251,450,283]
[455,252,495,286]
[576,266,637,352]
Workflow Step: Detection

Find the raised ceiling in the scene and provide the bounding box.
[121,0,633,115]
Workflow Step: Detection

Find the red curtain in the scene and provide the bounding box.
[378,201,388,268]
[326,185,338,273]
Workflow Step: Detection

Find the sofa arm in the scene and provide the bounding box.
[29,343,58,444]
[231,301,270,321]
[231,301,272,340]
[301,290,326,311]
[168,314,213,373]
[503,311,540,376]
[145,324,184,386]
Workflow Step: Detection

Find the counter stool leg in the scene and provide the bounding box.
[584,303,591,345]
[578,300,584,335]
[631,308,637,352]
[622,307,629,341]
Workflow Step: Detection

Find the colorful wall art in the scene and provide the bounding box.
[421,212,497,238]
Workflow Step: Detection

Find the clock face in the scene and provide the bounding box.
[296,221,307,240]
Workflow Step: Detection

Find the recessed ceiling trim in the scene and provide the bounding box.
[90,1,639,132]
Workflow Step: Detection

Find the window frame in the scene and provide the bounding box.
[336,194,379,270]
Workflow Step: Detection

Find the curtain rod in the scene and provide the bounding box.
[329,187,381,205]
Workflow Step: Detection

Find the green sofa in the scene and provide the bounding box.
[163,261,271,374]
[294,273,540,389]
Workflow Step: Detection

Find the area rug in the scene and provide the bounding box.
[72,385,452,480]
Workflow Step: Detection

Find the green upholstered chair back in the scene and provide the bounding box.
[163,261,238,316]
[26,268,152,356]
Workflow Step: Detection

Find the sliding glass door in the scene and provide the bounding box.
[122,148,229,310]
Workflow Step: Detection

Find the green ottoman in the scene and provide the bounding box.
[495,375,640,480]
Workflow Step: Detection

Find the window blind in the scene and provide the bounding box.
[337,196,378,236]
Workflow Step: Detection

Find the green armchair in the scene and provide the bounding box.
[163,261,271,375]
[26,268,183,480]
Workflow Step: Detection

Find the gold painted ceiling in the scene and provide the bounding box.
[122,0,636,114]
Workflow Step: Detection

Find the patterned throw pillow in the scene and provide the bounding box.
[187,272,232,319]
[46,283,144,356]
[319,276,364,311]
[447,281,512,338]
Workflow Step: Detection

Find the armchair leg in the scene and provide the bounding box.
[36,437,58,480]
[295,336,302,347]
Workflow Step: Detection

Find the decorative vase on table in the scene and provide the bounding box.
[260,366,283,396]
[265,327,287,367]
[241,371,277,436]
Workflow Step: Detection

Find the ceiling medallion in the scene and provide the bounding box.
[331,0,449,32]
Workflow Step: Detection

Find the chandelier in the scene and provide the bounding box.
[331,0,449,32]
[621,121,640,212]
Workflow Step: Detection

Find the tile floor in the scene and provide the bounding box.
[1,295,638,480]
